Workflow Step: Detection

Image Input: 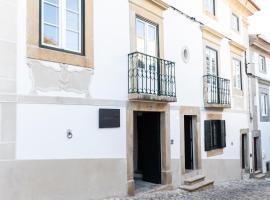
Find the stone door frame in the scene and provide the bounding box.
[126,101,172,196]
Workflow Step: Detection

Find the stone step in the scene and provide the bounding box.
[180,179,214,192]
[255,173,266,179]
[184,175,205,185]
[255,170,262,175]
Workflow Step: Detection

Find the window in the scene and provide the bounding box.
[41,0,83,53]
[259,86,270,122]
[259,55,266,73]
[231,13,240,31]
[232,58,242,90]
[205,47,218,76]
[204,120,226,151]
[204,0,216,16]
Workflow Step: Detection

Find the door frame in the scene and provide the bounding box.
[240,129,250,172]
[252,130,262,173]
[180,106,202,176]
[126,102,172,196]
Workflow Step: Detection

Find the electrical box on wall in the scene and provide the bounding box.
[99,109,120,128]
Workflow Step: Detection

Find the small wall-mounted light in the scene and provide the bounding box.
[66,129,73,139]
[170,139,174,145]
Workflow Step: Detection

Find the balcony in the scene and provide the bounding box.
[128,52,177,102]
[203,75,231,108]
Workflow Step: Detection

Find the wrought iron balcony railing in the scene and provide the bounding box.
[203,75,231,107]
[128,52,176,101]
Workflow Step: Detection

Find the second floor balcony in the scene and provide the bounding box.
[128,52,177,102]
[203,75,231,108]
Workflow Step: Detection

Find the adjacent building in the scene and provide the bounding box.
[0,0,261,199]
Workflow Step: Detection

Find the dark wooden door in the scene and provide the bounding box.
[254,137,258,171]
[137,112,161,184]
[241,134,247,169]
[184,116,194,170]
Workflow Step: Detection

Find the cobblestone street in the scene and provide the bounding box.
[108,179,270,200]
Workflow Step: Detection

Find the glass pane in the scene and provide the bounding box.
[147,25,157,56]
[67,0,79,12]
[66,31,79,52]
[66,11,79,31]
[45,0,59,5]
[43,24,59,46]
[44,3,59,25]
[136,20,145,53]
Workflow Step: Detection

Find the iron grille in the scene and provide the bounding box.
[128,52,176,97]
[204,75,230,105]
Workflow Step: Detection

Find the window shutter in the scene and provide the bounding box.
[220,120,226,148]
[204,120,212,151]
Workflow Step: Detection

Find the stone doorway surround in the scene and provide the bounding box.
[126,101,172,196]
[252,130,262,173]
[240,129,250,173]
[180,106,202,178]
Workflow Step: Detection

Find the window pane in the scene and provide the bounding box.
[43,24,59,46]
[44,3,59,25]
[136,20,145,53]
[66,11,79,31]
[147,25,157,56]
[66,0,79,12]
[45,0,59,5]
[66,31,79,52]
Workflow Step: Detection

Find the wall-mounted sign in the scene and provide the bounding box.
[99,109,120,128]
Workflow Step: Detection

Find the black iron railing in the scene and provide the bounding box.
[128,52,176,97]
[203,75,230,105]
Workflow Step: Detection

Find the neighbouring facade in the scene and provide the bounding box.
[249,34,270,174]
[0,0,260,199]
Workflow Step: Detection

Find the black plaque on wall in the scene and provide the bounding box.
[99,109,120,128]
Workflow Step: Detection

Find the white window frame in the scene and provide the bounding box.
[41,0,82,53]
[204,0,216,16]
[232,58,242,90]
[231,13,240,32]
[260,93,269,117]
[259,55,267,73]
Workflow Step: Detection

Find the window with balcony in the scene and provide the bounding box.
[41,0,83,54]
[204,46,230,106]
[259,55,266,73]
[231,13,240,32]
[128,17,176,101]
[204,0,216,16]
[232,58,242,90]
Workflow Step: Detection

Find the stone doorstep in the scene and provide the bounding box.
[255,170,262,175]
[184,175,205,185]
[255,173,266,179]
[180,179,214,192]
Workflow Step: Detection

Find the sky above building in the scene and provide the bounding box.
[249,0,270,36]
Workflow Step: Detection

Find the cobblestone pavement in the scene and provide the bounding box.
[107,178,270,200]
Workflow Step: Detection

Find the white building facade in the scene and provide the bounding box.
[0,0,260,199]
[249,34,270,175]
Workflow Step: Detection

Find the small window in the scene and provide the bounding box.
[259,55,267,73]
[204,0,216,16]
[204,120,226,151]
[259,87,270,122]
[41,0,83,53]
[232,58,242,90]
[231,13,240,31]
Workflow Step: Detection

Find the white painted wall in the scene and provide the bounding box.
[16,104,126,159]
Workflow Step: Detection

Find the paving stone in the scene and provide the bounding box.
[106,179,270,200]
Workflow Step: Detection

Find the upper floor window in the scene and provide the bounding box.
[232,58,242,90]
[231,13,240,32]
[41,0,83,54]
[259,55,266,73]
[205,46,218,76]
[259,87,270,122]
[204,0,216,16]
